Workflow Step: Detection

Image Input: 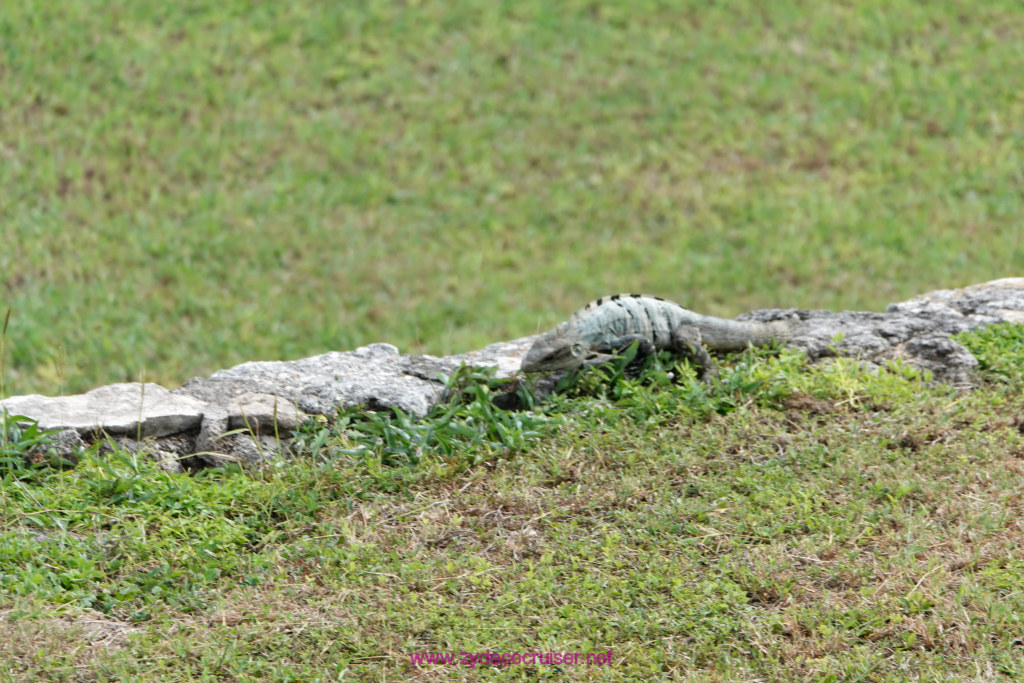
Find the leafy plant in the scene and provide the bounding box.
[1,411,71,476]
[325,365,556,476]
[548,342,801,423]
[956,322,1024,389]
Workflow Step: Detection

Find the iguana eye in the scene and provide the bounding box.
[571,343,585,358]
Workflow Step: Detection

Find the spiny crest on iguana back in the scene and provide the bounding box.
[569,293,666,319]
[521,294,678,372]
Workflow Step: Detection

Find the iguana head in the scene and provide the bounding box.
[521,323,588,372]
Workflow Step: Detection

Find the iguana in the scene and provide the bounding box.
[520,294,798,378]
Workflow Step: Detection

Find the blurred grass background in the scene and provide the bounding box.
[2,0,1023,395]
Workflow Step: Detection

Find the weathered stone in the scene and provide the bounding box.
[186,393,308,468]
[444,336,535,379]
[149,449,185,474]
[0,383,207,438]
[226,392,309,433]
[1,279,1022,470]
[194,404,229,456]
[230,433,290,467]
[887,277,1024,323]
[735,278,1024,385]
[23,429,86,468]
[195,433,291,469]
[894,334,979,386]
[175,344,453,419]
[736,308,979,384]
[94,437,187,475]
[151,433,199,460]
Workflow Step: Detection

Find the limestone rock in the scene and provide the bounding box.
[0,383,207,438]
[226,392,309,433]
[22,429,86,468]
[445,336,535,379]
[194,404,229,456]
[196,433,291,469]
[735,309,977,384]
[174,344,458,465]
[2,279,1021,471]
[738,278,1024,385]
[191,393,306,468]
[894,334,979,385]
[886,277,1024,323]
[146,449,185,474]
[97,435,198,474]
[175,344,455,419]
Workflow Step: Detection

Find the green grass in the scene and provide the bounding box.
[3,329,1024,680]
[4,1,1024,680]
[3,0,1024,394]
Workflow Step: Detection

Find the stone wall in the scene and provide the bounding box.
[3,278,1023,471]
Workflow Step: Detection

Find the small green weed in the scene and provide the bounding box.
[323,365,556,475]
[547,343,804,423]
[1,411,70,475]
[956,322,1024,389]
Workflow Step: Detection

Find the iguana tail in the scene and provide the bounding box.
[697,317,797,351]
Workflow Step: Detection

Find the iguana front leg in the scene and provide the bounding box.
[593,330,717,381]
[669,326,717,381]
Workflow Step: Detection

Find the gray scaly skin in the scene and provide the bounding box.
[521,294,798,378]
